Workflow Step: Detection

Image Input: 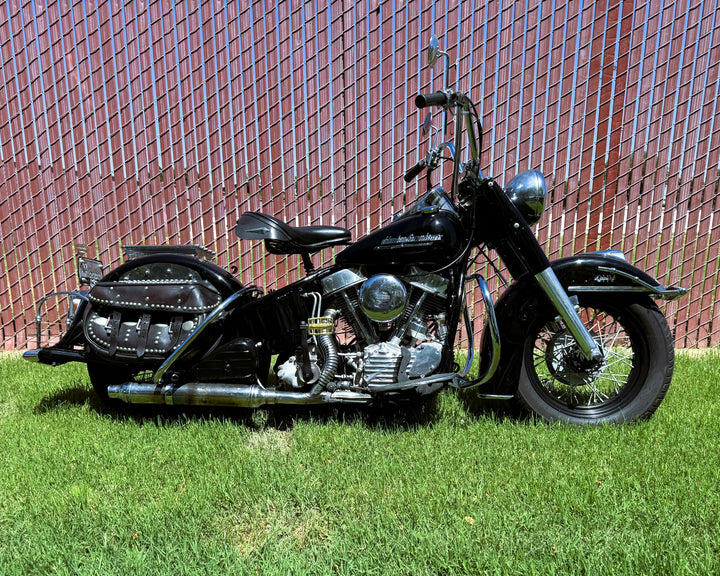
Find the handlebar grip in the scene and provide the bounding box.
[404,160,427,182]
[415,91,449,108]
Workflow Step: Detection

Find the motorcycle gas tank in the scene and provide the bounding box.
[336,211,465,269]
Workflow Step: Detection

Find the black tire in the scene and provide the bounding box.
[516,295,674,424]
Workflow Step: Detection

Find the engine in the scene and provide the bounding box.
[276,267,450,392]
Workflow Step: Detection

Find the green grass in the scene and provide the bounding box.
[1,350,719,575]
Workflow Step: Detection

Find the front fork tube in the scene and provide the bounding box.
[534,267,603,363]
[486,178,603,364]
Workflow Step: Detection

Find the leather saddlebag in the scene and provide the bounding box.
[83,279,222,362]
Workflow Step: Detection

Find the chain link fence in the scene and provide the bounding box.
[1,0,718,350]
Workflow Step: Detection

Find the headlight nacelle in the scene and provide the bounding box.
[504,170,547,226]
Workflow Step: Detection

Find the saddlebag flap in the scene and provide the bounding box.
[83,279,222,362]
[88,280,222,313]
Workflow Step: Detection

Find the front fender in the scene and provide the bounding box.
[479,251,685,395]
[551,251,687,301]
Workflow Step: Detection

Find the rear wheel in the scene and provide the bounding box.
[516,296,674,424]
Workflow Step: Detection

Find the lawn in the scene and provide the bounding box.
[0,350,718,575]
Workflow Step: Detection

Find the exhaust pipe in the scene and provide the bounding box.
[107,382,371,407]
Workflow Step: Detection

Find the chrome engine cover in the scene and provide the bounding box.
[321,268,366,295]
[359,274,408,322]
[406,341,443,378]
[363,341,404,385]
[321,267,449,390]
[362,340,443,387]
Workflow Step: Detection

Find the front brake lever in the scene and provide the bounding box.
[427,142,455,170]
[406,141,457,184]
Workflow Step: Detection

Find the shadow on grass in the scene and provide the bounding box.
[34,384,104,414]
[455,388,523,422]
[34,382,460,431]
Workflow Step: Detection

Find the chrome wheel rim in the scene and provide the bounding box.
[532,307,635,409]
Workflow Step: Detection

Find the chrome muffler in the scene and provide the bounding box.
[107,382,372,407]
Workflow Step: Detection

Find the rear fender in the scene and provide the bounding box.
[98,253,243,296]
[479,251,685,395]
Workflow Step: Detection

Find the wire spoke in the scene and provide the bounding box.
[531,305,636,408]
[603,355,634,370]
[587,383,609,404]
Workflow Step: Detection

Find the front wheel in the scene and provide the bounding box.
[516,295,674,424]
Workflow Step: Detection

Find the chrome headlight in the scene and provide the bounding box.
[504,170,547,226]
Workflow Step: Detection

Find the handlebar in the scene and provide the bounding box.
[411,88,482,199]
[415,91,449,109]
[404,159,427,182]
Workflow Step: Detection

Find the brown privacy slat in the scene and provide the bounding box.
[1,1,719,349]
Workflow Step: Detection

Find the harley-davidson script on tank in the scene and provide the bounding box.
[379,233,444,248]
[336,211,464,270]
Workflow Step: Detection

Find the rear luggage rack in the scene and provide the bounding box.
[122,245,215,261]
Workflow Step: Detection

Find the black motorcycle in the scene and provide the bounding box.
[24,37,686,424]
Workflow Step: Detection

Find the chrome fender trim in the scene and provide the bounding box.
[568,265,688,301]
